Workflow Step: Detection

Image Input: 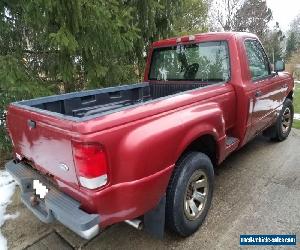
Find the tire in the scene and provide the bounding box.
[267,98,294,141]
[165,151,214,237]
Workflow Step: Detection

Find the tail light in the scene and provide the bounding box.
[72,141,108,189]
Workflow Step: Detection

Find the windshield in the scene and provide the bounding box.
[149,41,230,82]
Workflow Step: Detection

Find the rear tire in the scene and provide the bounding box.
[165,152,214,237]
[266,99,294,141]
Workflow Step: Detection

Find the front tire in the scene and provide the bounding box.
[165,152,214,237]
[268,99,294,141]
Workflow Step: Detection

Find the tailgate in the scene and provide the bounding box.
[7,105,79,186]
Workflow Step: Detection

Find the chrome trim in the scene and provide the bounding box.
[78,224,100,240]
[125,219,143,230]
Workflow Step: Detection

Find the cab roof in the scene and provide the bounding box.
[151,32,258,48]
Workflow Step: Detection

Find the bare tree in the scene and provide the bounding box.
[209,0,242,31]
[289,14,300,34]
[232,0,272,39]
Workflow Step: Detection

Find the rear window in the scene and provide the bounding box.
[149,41,230,82]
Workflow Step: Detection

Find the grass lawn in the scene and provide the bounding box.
[293,83,300,129]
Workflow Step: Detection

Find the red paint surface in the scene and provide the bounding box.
[7,32,294,228]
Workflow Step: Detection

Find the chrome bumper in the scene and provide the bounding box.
[5,160,100,240]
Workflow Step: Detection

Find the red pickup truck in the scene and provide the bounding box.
[6,32,294,240]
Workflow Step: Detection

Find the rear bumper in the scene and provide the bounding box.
[5,160,100,240]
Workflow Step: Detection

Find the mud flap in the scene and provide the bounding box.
[143,195,166,239]
[262,125,277,138]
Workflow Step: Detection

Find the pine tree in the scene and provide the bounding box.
[263,23,285,64]
[127,0,183,79]
[0,0,209,154]
[173,0,209,35]
[285,32,298,61]
[0,0,139,152]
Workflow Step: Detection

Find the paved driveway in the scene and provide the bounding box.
[2,130,300,250]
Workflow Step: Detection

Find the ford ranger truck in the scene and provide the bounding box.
[5,32,294,240]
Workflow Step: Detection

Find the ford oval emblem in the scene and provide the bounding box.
[58,163,69,172]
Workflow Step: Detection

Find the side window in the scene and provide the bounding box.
[245,40,270,80]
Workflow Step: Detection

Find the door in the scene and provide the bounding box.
[244,39,285,139]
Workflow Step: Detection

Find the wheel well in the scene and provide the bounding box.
[287,90,293,101]
[183,135,217,166]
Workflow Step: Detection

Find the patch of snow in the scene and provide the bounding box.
[294,113,300,120]
[0,170,18,250]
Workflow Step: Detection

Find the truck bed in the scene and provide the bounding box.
[14,82,208,120]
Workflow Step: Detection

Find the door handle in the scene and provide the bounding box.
[255,90,262,97]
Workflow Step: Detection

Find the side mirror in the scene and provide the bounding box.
[274,60,285,72]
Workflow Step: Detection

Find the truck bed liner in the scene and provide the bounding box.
[14,82,208,120]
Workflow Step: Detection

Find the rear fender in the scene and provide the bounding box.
[140,102,226,236]
[176,102,226,164]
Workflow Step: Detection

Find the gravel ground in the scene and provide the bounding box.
[1,129,300,250]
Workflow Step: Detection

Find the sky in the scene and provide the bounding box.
[266,0,300,32]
